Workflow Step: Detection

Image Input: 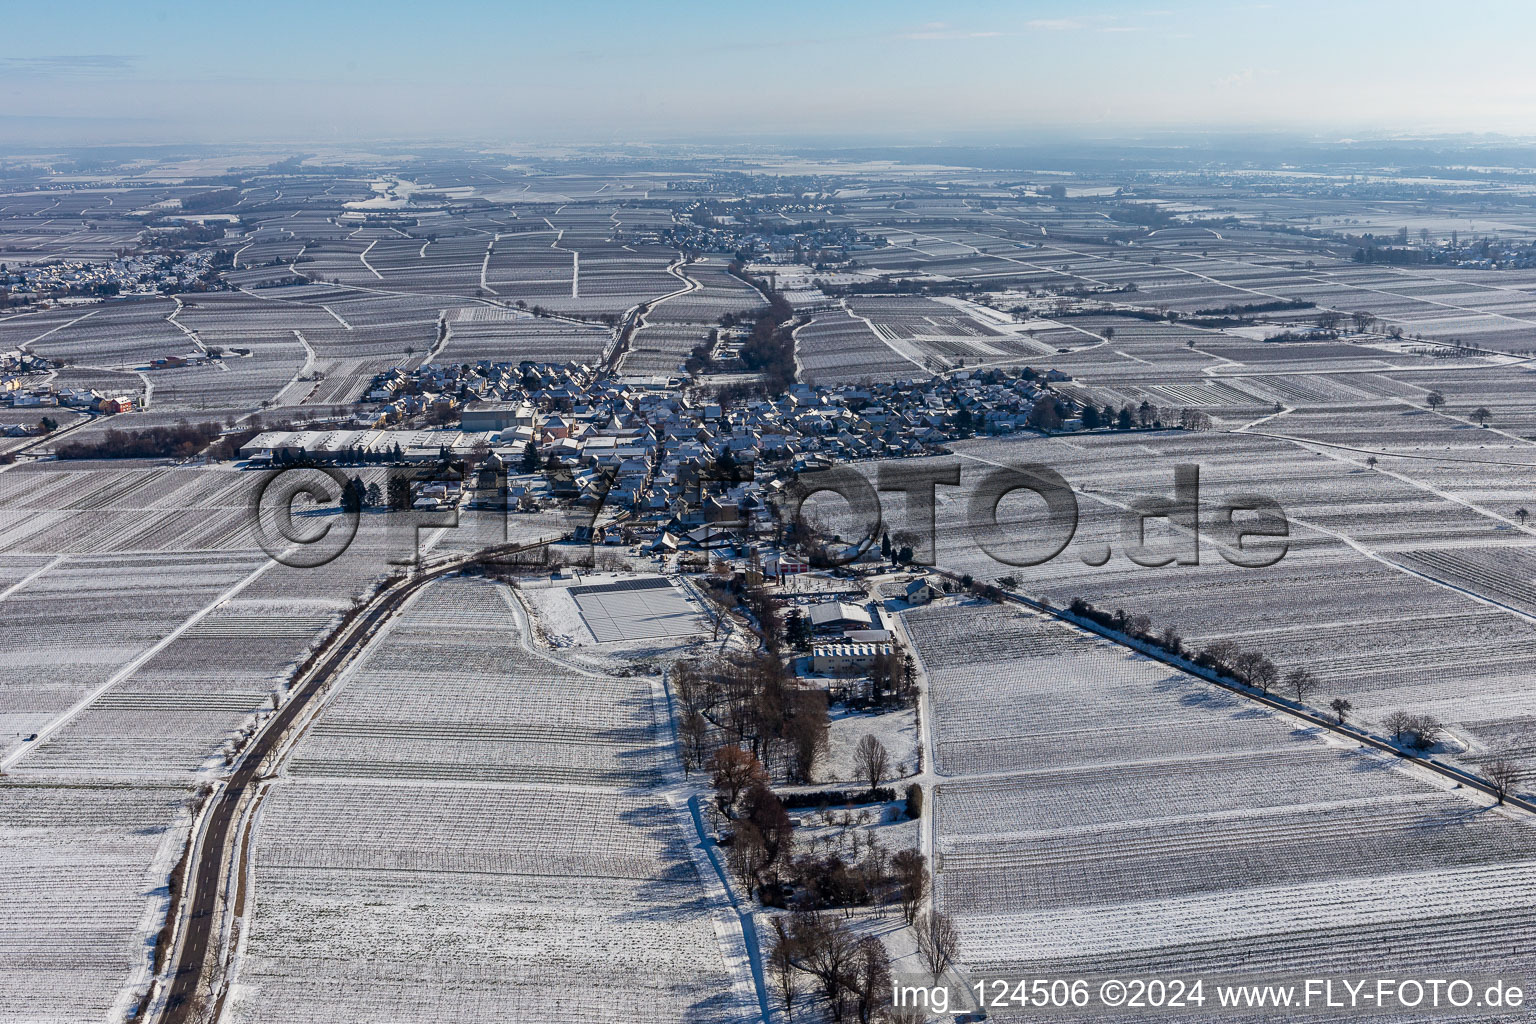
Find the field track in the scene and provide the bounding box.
[155,539,551,1023]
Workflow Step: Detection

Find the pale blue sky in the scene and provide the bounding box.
[4,0,1532,145]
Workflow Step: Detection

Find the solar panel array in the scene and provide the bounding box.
[568,577,705,643]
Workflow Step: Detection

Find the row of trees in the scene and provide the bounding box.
[1066,597,1333,706]
[1077,400,1200,431]
[57,420,222,460]
[730,268,798,392]
[1064,597,1528,801]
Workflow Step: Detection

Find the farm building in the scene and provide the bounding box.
[807,601,873,632]
[810,640,892,674]
[904,579,943,604]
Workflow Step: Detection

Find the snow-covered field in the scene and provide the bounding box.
[0,780,194,1022]
[229,576,756,1024]
[904,599,1536,992]
[288,584,667,787]
[0,461,475,1020]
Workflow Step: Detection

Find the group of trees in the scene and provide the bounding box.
[817,644,917,713]
[775,827,925,914]
[1078,400,1175,431]
[1176,408,1215,430]
[339,475,384,512]
[57,420,222,460]
[1194,299,1315,318]
[684,328,720,376]
[768,914,890,1023]
[731,270,798,392]
[384,461,465,511]
[1193,639,1322,700]
[1353,245,1428,265]
[1382,710,1443,750]
[769,908,956,1022]
[1425,388,1494,426]
[859,650,918,712]
[263,440,407,467]
[710,747,798,890]
[710,741,928,915]
[877,530,921,567]
[674,656,830,784]
[1025,396,1072,431]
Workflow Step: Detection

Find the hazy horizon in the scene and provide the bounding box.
[6,0,1535,147]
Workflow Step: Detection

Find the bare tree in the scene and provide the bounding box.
[1201,639,1239,673]
[710,745,766,814]
[679,710,708,773]
[791,913,860,1009]
[892,848,930,924]
[849,936,892,1024]
[1286,667,1319,703]
[701,579,734,640]
[1329,697,1353,725]
[1231,651,1278,694]
[1405,713,1442,750]
[768,921,802,1021]
[1485,757,1524,805]
[1426,391,1446,410]
[855,733,891,794]
[915,910,960,983]
[1383,709,1412,742]
[1471,406,1493,426]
